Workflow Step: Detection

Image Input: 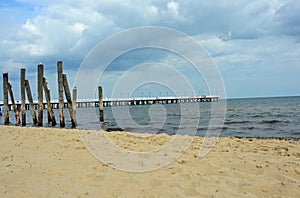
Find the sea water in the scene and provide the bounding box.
[1,96,299,138]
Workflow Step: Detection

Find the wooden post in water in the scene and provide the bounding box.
[20,68,26,126]
[37,64,44,126]
[72,86,77,125]
[7,83,17,113]
[57,61,65,127]
[43,77,56,126]
[25,80,37,125]
[47,109,51,125]
[98,86,104,122]
[62,74,76,128]
[3,73,9,124]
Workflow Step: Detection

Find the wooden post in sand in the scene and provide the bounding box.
[3,73,9,124]
[25,80,37,125]
[7,82,19,125]
[63,74,76,128]
[43,82,51,125]
[43,77,56,126]
[98,86,104,122]
[72,86,77,124]
[20,68,26,126]
[37,64,44,126]
[57,61,65,127]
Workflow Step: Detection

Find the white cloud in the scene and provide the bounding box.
[273,0,300,37]
[2,0,296,63]
[167,1,179,14]
[0,0,299,98]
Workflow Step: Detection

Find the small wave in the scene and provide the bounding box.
[224,120,251,125]
[262,127,274,131]
[252,114,261,118]
[290,130,300,135]
[242,126,255,130]
[197,126,228,131]
[252,114,270,118]
[261,120,290,124]
[171,126,179,130]
[209,126,228,131]
[220,126,229,130]
[274,114,285,117]
[251,112,272,117]
[197,127,208,131]
[272,108,281,111]
[252,113,285,118]
[229,114,240,118]
[167,113,181,117]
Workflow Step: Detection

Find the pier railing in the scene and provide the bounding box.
[0,95,219,110]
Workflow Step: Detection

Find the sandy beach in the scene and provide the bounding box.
[0,125,299,197]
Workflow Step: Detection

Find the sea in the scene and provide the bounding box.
[1,96,299,138]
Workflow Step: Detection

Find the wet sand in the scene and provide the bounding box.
[0,125,299,197]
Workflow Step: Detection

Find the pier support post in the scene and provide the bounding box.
[37,64,44,126]
[63,74,76,128]
[3,73,9,125]
[98,86,104,122]
[20,68,26,126]
[57,61,65,127]
[43,78,56,126]
[25,80,37,125]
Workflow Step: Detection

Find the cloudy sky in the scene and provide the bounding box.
[0,0,299,99]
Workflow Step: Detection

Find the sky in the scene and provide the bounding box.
[0,0,299,99]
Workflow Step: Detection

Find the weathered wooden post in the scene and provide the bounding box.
[72,86,77,125]
[57,61,65,127]
[3,73,9,124]
[98,86,104,122]
[20,68,26,126]
[7,82,19,125]
[37,64,44,126]
[62,74,76,128]
[7,83,17,113]
[47,109,51,125]
[43,77,56,126]
[25,80,37,125]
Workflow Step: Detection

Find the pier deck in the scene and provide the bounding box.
[0,95,219,111]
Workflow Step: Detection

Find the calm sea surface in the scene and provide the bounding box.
[1,96,300,138]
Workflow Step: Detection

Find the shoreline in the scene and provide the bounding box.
[0,125,299,197]
[1,124,300,140]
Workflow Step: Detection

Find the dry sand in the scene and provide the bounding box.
[0,125,299,197]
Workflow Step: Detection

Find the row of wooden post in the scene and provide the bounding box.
[3,71,36,125]
[2,61,80,127]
